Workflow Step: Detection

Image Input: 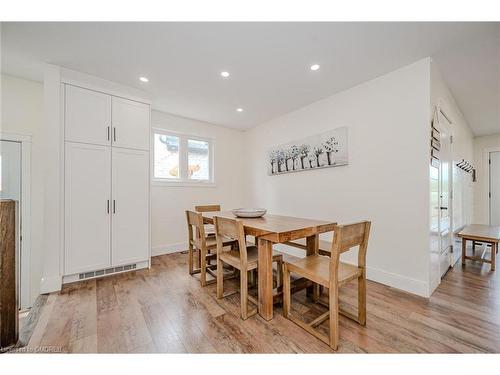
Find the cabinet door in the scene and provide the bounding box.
[112,97,150,150]
[65,142,111,274]
[111,148,149,265]
[65,85,112,146]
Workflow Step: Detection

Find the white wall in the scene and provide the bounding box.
[151,111,246,254]
[473,134,500,224]
[429,62,475,293]
[1,73,44,304]
[244,59,431,297]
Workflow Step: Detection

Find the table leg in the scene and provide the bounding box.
[462,238,466,266]
[258,238,274,321]
[492,243,496,272]
[306,235,320,301]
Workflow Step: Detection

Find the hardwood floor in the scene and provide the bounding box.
[18,251,500,353]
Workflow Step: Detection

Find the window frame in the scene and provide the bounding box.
[152,128,215,187]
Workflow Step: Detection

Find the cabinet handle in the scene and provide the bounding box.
[107,200,110,214]
[113,200,116,214]
[113,127,116,142]
[107,126,110,141]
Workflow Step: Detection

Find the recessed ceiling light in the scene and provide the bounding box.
[236,108,243,112]
[139,76,149,82]
[221,71,230,78]
[310,64,320,71]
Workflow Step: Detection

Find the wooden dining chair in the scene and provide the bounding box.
[195,204,221,236]
[186,210,236,286]
[283,221,371,350]
[194,204,221,212]
[214,216,283,320]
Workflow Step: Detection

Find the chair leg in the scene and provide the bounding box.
[276,259,283,288]
[313,283,320,303]
[200,247,207,287]
[358,274,367,326]
[217,256,224,299]
[248,269,254,287]
[329,285,339,351]
[240,268,249,320]
[283,265,291,318]
[188,244,194,275]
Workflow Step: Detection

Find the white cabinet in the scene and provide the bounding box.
[65,85,111,146]
[63,84,150,278]
[112,148,149,265]
[112,97,150,151]
[65,142,111,274]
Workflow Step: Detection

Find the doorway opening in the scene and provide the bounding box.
[0,134,32,310]
[490,151,500,226]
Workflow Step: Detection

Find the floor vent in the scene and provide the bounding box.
[78,263,137,280]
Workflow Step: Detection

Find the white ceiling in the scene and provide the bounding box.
[2,22,499,134]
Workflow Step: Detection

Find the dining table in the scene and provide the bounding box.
[202,211,336,320]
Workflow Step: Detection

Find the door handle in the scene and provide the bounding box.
[113,127,116,142]
[113,200,116,214]
[107,200,110,214]
[440,206,448,210]
[107,126,110,141]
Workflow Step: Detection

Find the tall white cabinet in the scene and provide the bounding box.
[63,84,150,282]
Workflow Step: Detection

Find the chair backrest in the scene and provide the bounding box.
[186,210,207,248]
[213,216,249,265]
[195,204,221,213]
[329,221,371,280]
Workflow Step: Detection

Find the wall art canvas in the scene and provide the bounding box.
[268,126,348,175]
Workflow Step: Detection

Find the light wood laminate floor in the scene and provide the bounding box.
[20,251,500,353]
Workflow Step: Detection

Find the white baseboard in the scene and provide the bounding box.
[151,242,430,297]
[40,275,62,294]
[152,242,188,256]
[363,265,429,298]
[277,244,429,298]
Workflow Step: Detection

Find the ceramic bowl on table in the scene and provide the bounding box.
[232,208,267,218]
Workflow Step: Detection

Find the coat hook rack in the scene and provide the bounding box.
[455,159,476,181]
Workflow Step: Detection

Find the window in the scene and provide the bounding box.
[153,129,214,185]
[154,133,180,179]
[188,139,209,180]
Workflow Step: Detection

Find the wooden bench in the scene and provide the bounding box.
[458,224,500,271]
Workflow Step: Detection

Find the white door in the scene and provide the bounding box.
[491,151,500,226]
[65,142,111,274]
[111,97,150,150]
[65,85,112,146]
[112,148,149,266]
[437,113,453,277]
[0,140,22,308]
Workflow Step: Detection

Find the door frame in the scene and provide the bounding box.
[0,132,32,309]
[485,147,500,225]
[435,108,455,276]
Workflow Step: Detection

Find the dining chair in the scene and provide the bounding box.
[214,216,284,320]
[186,210,236,286]
[282,221,371,350]
[195,204,221,236]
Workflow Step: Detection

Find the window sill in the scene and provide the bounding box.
[152,180,216,188]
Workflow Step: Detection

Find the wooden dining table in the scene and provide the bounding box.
[202,211,336,320]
